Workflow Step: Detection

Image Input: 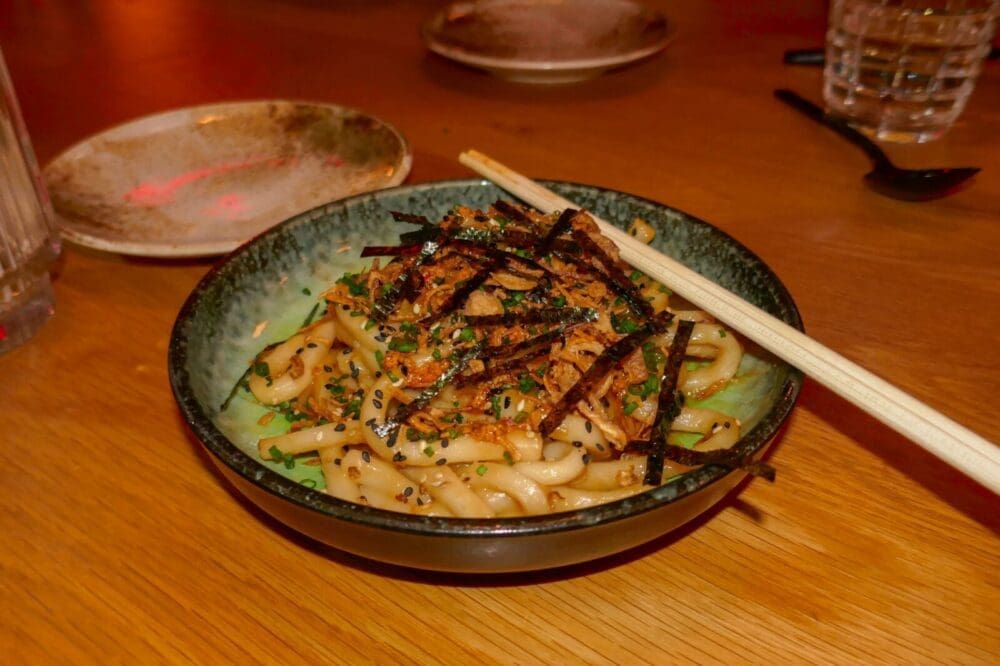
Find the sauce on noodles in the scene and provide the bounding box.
[238,202,762,517]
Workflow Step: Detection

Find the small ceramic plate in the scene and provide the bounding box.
[43,101,412,257]
[422,0,673,83]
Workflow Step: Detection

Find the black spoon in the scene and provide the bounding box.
[774,89,980,201]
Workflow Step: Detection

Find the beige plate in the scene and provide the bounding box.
[43,100,412,257]
[422,0,673,83]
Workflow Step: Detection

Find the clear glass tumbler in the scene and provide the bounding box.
[824,0,998,143]
[0,47,60,354]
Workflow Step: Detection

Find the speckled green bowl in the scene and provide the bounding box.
[168,179,804,573]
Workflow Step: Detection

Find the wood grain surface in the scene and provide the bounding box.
[1,1,997,663]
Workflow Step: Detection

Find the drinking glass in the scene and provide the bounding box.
[824,0,998,143]
[0,47,60,354]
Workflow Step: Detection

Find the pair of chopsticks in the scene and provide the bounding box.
[459,149,999,494]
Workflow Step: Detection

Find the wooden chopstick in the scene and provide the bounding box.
[459,149,1000,494]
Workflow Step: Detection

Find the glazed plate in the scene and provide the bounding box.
[43,101,411,257]
[422,0,673,83]
[168,180,803,573]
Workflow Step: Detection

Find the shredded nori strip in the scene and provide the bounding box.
[455,346,550,387]
[664,443,775,481]
[492,200,536,229]
[538,311,674,436]
[450,242,550,275]
[390,211,435,227]
[463,307,597,327]
[537,208,577,256]
[429,256,505,320]
[643,320,694,485]
[485,327,565,359]
[570,227,653,319]
[399,226,440,245]
[370,237,443,321]
[360,244,423,257]
[372,341,486,439]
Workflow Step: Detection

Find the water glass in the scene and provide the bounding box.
[824,0,998,143]
[0,47,60,354]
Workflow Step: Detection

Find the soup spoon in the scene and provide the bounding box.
[774,89,980,201]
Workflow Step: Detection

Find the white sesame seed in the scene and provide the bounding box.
[516,399,525,412]
[413,303,421,314]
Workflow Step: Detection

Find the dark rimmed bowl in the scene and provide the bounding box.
[168,179,804,573]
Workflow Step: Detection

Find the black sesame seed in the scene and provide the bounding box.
[392,451,404,462]
[400,365,408,376]
[416,497,424,506]
[403,486,413,497]
[436,458,447,466]
[341,304,350,311]
[441,439,450,448]
[724,421,731,429]
[386,432,398,448]
[334,458,342,466]
[295,347,304,354]
[595,443,605,452]
[361,450,371,463]
[582,454,591,464]
[324,365,333,372]
[585,421,593,433]
[334,423,346,432]
[372,399,383,409]
[342,348,351,355]
[364,417,376,427]
[307,342,318,349]
[572,440,582,447]
[504,396,511,409]
[375,371,382,378]
[374,389,384,399]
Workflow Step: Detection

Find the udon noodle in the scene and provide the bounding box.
[238,202,761,517]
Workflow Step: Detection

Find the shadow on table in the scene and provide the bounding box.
[797,378,999,536]
[180,412,769,585]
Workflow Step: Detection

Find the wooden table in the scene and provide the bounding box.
[2,1,997,662]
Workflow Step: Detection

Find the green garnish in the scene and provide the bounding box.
[253,361,270,378]
[476,464,488,476]
[623,401,639,416]
[490,395,502,420]
[611,313,639,334]
[459,327,475,343]
[336,272,367,297]
[388,338,418,353]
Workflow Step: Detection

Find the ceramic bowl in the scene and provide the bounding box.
[168,179,803,573]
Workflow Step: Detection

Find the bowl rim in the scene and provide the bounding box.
[168,178,804,538]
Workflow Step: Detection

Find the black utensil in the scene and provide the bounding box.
[773,89,980,201]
